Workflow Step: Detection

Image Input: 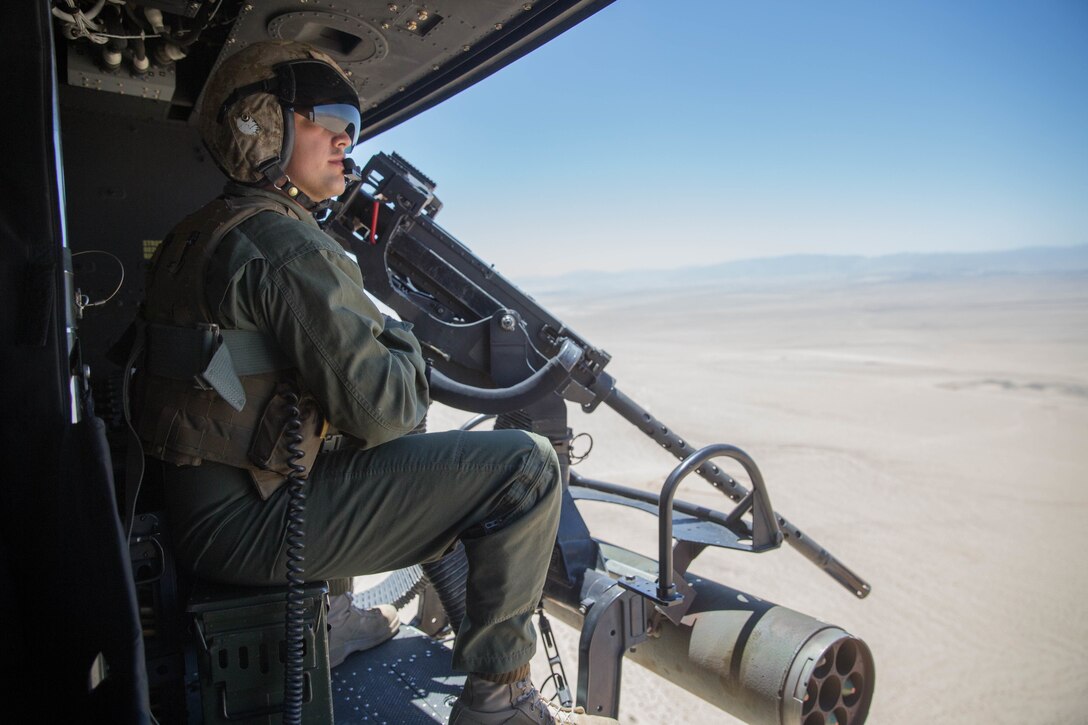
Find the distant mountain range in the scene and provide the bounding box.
[522,244,1088,294]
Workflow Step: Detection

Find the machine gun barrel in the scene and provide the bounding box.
[601,383,872,599]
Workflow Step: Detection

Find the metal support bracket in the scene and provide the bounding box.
[576,573,652,718]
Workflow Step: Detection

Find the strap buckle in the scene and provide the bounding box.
[192,323,222,392]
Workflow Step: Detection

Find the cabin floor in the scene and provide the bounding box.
[331,626,463,724]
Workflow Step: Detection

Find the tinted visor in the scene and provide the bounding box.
[276,59,360,147]
[298,103,361,149]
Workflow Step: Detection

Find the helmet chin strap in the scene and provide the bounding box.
[257,161,319,209]
[257,159,327,212]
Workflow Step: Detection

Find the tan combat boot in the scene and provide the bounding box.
[326,593,399,667]
[449,674,619,724]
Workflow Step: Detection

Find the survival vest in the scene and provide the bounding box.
[130,193,327,500]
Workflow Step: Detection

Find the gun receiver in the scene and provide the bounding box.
[328,151,870,598]
[327,152,612,394]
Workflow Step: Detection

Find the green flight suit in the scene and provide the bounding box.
[154,184,561,676]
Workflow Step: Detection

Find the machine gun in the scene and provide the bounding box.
[324,152,875,725]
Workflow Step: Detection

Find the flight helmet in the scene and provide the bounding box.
[199,40,360,206]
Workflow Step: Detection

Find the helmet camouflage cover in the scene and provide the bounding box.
[199,40,358,184]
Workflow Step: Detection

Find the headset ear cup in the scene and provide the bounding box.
[227,94,286,183]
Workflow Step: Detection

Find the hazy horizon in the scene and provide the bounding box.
[517,241,1088,289]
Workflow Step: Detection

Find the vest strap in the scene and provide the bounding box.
[143,323,293,412]
[222,329,294,375]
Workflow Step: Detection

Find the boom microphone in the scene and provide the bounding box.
[343,156,361,182]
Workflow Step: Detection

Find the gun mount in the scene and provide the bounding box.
[324,152,876,723]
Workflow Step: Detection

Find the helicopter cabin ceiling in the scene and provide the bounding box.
[54,0,615,141]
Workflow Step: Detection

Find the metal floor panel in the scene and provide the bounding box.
[331,626,464,724]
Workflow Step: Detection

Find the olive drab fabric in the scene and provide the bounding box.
[133,183,430,499]
[143,194,291,327]
[163,429,562,676]
[147,184,558,678]
[135,190,326,499]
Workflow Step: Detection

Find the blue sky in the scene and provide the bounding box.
[357,0,1088,278]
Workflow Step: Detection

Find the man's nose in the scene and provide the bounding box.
[333,129,351,148]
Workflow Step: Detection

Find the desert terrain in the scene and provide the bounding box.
[393,269,1088,724]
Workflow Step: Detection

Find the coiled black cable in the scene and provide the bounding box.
[282,393,307,725]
